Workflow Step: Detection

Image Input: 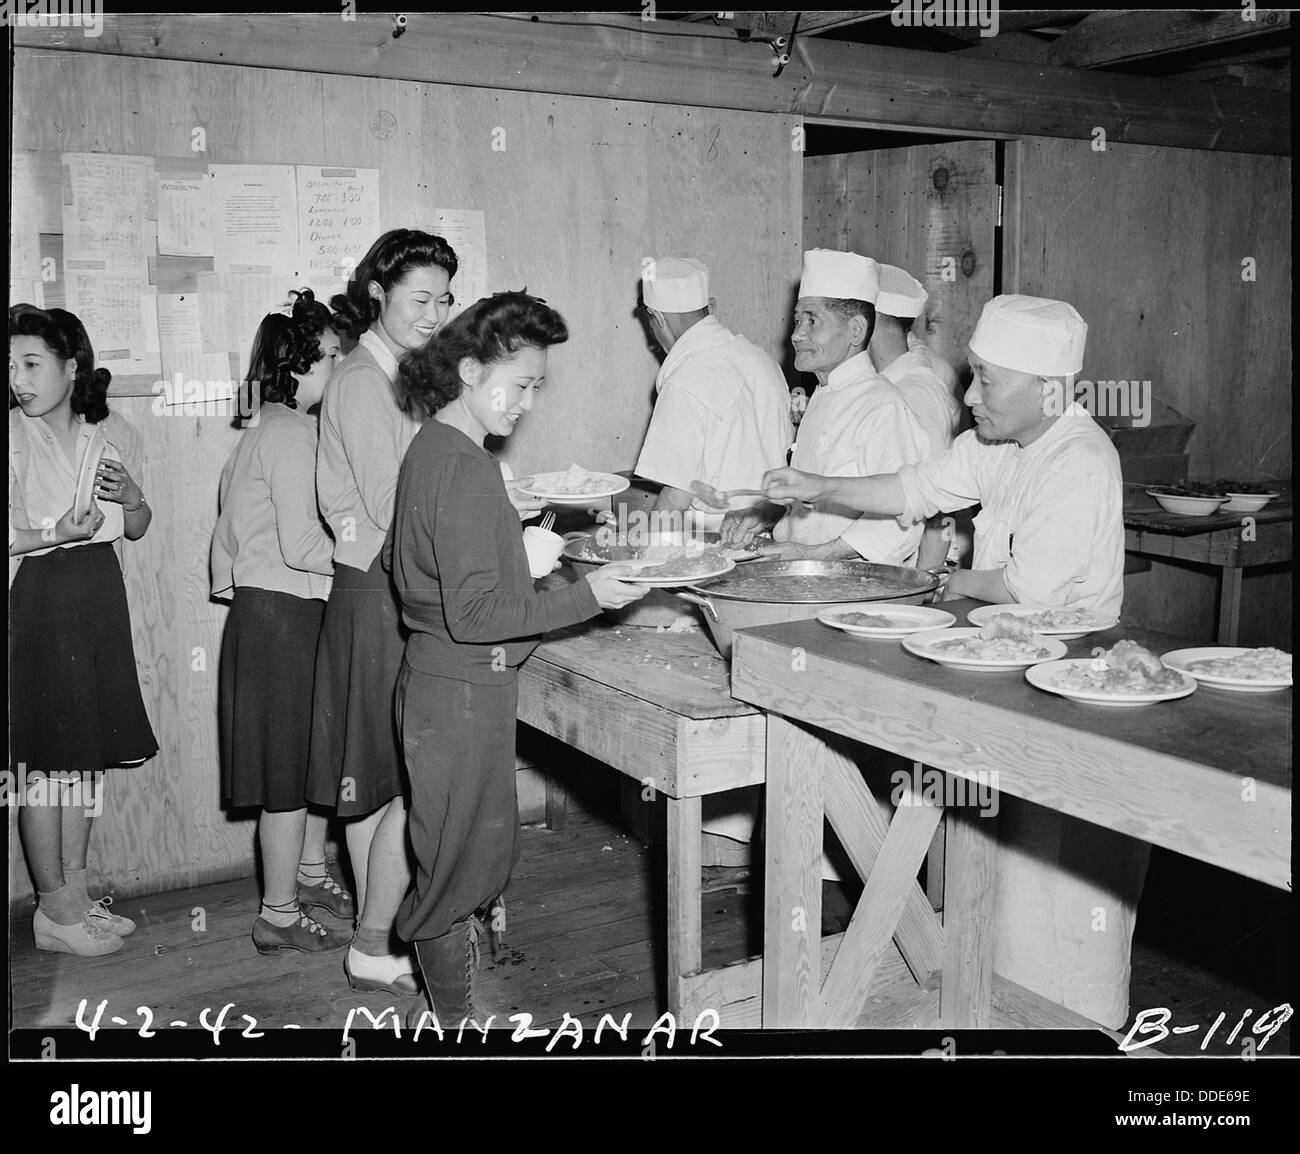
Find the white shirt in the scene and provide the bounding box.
[635,316,792,529]
[877,332,962,458]
[779,350,928,565]
[897,402,1125,618]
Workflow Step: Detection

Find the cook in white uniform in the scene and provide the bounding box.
[728,249,929,567]
[634,257,792,533]
[763,294,1146,1027]
[868,264,962,458]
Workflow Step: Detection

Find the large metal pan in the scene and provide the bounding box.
[675,559,943,659]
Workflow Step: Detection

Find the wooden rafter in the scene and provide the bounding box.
[1049,9,1292,69]
[942,10,1090,40]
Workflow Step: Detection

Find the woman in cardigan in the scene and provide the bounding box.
[211,290,352,955]
[308,229,458,995]
[389,292,647,1023]
[9,304,158,957]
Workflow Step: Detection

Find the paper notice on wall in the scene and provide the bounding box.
[209,164,299,275]
[61,153,155,266]
[11,153,46,303]
[196,270,292,378]
[295,166,380,301]
[63,263,161,379]
[429,208,487,317]
[156,293,235,400]
[157,169,214,257]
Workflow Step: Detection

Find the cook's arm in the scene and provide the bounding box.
[946,567,1011,603]
[764,467,906,515]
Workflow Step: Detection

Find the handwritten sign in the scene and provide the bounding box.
[295,166,380,300]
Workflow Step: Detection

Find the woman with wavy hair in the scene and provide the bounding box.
[9,304,158,957]
[389,291,646,1022]
[211,290,351,954]
[308,229,459,995]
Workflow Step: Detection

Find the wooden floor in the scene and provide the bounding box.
[8,770,1290,1052]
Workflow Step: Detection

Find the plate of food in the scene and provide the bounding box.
[1160,646,1292,692]
[1145,485,1227,516]
[603,545,736,587]
[902,616,1066,672]
[73,425,106,521]
[516,464,630,503]
[965,603,1117,641]
[1026,640,1197,706]
[1210,482,1282,514]
[818,604,956,639]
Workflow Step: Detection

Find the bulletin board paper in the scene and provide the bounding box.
[209,164,299,276]
[296,166,380,295]
[157,159,214,257]
[61,153,155,266]
[63,265,161,380]
[429,208,487,316]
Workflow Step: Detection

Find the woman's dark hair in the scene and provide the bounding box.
[238,288,339,425]
[9,303,111,423]
[398,291,569,419]
[330,229,459,340]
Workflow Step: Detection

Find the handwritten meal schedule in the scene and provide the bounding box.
[296,166,380,301]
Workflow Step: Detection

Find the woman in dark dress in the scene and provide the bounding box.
[389,292,646,1022]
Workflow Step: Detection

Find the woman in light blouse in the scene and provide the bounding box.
[9,304,157,957]
[307,229,459,995]
[211,290,351,955]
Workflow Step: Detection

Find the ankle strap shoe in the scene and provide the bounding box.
[252,908,351,955]
[296,868,355,921]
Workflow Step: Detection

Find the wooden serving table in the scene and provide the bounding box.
[1124,496,1292,644]
[730,600,1292,1030]
[517,618,766,1021]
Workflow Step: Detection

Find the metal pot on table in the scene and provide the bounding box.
[675,559,943,659]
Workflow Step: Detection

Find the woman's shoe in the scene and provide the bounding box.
[84,896,136,937]
[34,908,124,957]
[296,869,355,921]
[344,945,420,996]
[252,908,351,955]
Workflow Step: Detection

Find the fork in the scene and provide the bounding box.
[539,511,556,534]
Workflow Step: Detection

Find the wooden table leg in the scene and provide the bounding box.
[1217,565,1244,645]
[939,797,998,1029]
[544,775,568,832]
[665,793,702,1015]
[762,716,824,1028]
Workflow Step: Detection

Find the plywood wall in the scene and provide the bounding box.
[1005,137,1292,648]
[10,48,801,901]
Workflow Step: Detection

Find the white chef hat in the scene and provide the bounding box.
[968,294,1087,376]
[798,249,879,303]
[875,264,927,318]
[642,256,709,312]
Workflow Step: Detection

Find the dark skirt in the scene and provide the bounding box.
[218,587,326,811]
[305,552,408,816]
[395,662,521,943]
[9,542,158,774]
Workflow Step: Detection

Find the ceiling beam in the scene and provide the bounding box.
[1049,9,1292,69]
[739,11,890,38]
[11,11,1289,155]
[943,10,1090,40]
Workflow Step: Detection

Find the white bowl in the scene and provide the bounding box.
[1147,491,1227,516]
[1220,492,1279,513]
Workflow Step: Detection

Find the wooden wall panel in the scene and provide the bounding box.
[803,141,998,388]
[10,48,800,900]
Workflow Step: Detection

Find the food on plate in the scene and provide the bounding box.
[994,607,1102,630]
[1146,481,1227,499]
[705,574,906,601]
[1186,647,1291,681]
[546,463,614,495]
[606,546,728,580]
[1210,480,1280,495]
[929,614,1050,660]
[833,611,895,628]
[1055,640,1186,694]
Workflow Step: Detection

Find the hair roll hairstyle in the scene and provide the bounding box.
[330,229,460,340]
[398,291,569,420]
[8,304,111,423]
[239,289,339,424]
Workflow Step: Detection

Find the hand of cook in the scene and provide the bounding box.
[94,458,143,509]
[761,466,826,504]
[584,569,650,610]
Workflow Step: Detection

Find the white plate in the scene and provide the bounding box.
[1026,659,1198,706]
[902,627,1067,672]
[1220,492,1279,513]
[818,604,956,639]
[965,603,1117,641]
[1146,490,1227,515]
[73,426,105,521]
[516,471,630,504]
[603,556,736,587]
[1160,647,1292,693]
